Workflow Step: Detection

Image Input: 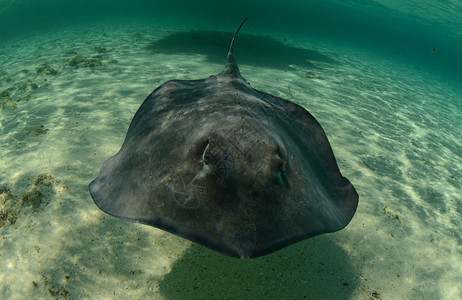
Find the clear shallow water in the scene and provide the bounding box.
[0,1,461,299]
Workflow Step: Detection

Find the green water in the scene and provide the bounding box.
[1,0,461,83]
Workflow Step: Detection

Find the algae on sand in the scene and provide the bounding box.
[0,187,19,228]
[1,174,63,231]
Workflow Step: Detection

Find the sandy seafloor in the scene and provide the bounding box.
[0,21,461,299]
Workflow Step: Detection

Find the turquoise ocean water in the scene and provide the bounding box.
[1,1,461,299]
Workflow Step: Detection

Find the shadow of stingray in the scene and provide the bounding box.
[147,31,339,70]
[159,236,357,299]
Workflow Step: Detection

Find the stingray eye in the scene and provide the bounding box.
[194,137,210,164]
[277,169,289,189]
[277,159,289,188]
[279,159,286,173]
[274,148,289,188]
[201,141,222,166]
[202,143,211,165]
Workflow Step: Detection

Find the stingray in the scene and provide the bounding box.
[89,18,358,259]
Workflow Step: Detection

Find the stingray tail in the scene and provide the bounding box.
[222,17,248,78]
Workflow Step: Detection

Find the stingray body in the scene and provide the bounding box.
[89,19,358,259]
